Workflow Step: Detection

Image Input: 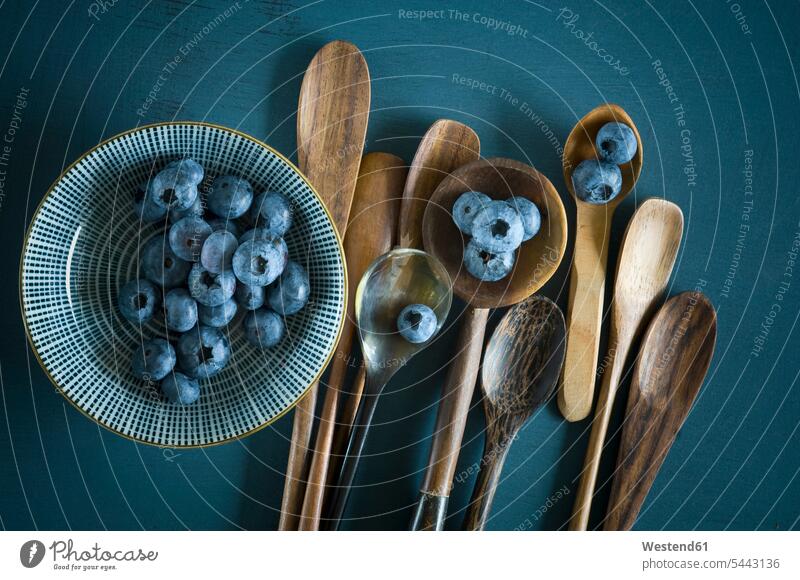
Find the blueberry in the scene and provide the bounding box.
[207,217,242,238]
[463,239,515,282]
[160,372,200,405]
[506,197,541,241]
[163,288,198,332]
[176,325,231,379]
[140,235,191,289]
[200,230,238,274]
[187,264,236,307]
[571,159,622,204]
[118,279,159,324]
[208,175,254,219]
[168,216,212,262]
[244,308,285,348]
[452,191,491,235]
[165,158,204,184]
[132,338,176,381]
[232,238,288,287]
[133,180,167,223]
[235,283,265,310]
[150,159,203,211]
[169,192,205,223]
[397,304,438,344]
[238,228,275,243]
[596,122,637,165]
[198,298,238,328]
[251,191,292,237]
[267,261,310,315]
[470,200,525,254]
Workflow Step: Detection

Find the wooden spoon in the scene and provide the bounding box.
[326,249,453,529]
[604,291,717,530]
[463,296,566,530]
[399,119,481,249]
[559,104,643,422]
[569,199,683,530]
[297,153,405,530]
[327,119,479,506]
[278,40,370,531]
[412,157,568,530]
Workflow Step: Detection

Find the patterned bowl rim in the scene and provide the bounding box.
[18,120,348,448]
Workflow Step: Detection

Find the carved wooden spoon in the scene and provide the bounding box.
[559,104,643,422]
[604,291,716,530]
[279,40,370,531]
[463,296,565,530]
[569,199,683,530]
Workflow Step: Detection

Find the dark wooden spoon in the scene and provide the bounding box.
[463,296,565,530]
[603,291,717,530]
[279,39,370,531]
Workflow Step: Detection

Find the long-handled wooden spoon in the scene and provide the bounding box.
[569,198,683,530]
[326,249,453,529]
[297,153,405,530]
[326,119,479,507]
[412,158,568,530]
[603,291,716,530]
[278,40,370,531]
[559,104,643,422]
[463,296,566,531]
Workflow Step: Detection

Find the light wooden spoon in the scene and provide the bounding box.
[326,119,479,508]
[604,291,716,530]
[559,104,643,422]
[463,296,565,530]
[279,40,370,531]
[298,153,405,530]
[569,198,683,530]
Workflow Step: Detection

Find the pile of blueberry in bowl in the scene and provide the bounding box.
[121,158,313,405]
[20,123,345,447]
[450,191,541,282]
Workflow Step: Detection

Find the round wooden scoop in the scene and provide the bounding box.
[559,104,643,422]
[463,296,565,530]
[411,157,567,530]
[569,198,683,530]
[604,291,717,530]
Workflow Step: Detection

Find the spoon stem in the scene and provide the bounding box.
[410,306,490,530]
[463,435,513,530]
[559,205,614,422]
[569,325,629,531]
[325,378,383,530]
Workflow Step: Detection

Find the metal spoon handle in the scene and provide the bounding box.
[463,437,512,530]
[325,384,381,529]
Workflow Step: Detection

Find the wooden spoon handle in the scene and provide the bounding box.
[463,438,512,531]
[278,389,316,530]
[558,204,614,422]
[410,306,490,530]
[327,365,366,488]
[325,384,381,530]
[298,153,405,530]
[569,324,624,530]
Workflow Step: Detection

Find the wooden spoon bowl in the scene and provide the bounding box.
[562,103,643,206]
[423,157,568,309]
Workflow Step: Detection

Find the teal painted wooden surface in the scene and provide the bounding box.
[0,0,798,530]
